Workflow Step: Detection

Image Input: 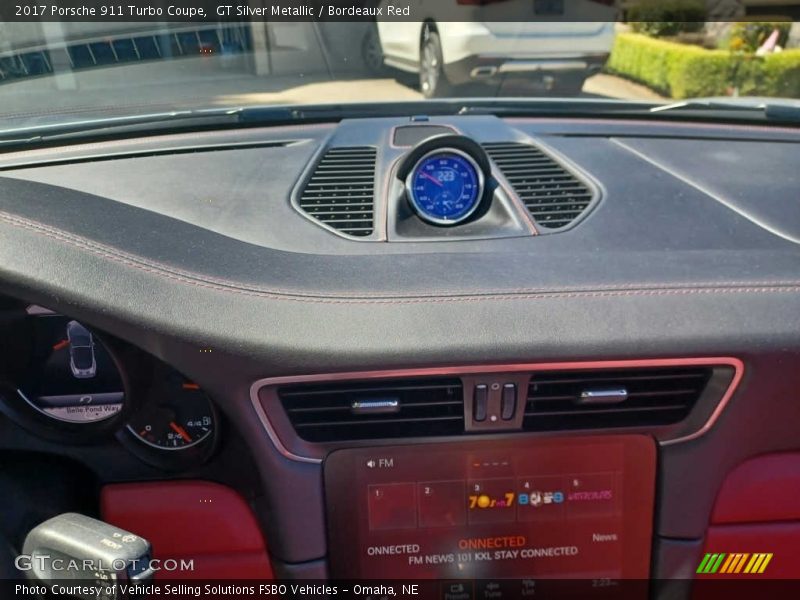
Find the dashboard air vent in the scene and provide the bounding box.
[524,366,712,431]
[483,142,595,229]
[279,378,463,442]
[298,146,376,237]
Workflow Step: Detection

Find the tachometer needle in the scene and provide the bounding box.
[169,421,192,443]
[419,171,444,187]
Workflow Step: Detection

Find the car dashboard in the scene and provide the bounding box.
[1,113,800,591]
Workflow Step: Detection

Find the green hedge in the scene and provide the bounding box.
[607,33,800,99]
[627,0,706,37]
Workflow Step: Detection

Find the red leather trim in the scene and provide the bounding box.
[101,480,273,579]
[701,523,800,579]
[712,453,800,525]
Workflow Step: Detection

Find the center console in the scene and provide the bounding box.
[325,435,655,585]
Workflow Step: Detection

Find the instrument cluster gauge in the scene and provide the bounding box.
[13,314,128,426]
[122,366,218,469]
[405,148,485,226]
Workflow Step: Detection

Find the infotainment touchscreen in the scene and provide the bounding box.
[325,435,655,582]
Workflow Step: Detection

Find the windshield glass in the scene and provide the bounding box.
[1,1,799,127]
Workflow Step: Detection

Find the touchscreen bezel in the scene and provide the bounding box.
[324,434,656,581]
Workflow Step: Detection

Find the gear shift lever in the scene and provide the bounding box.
[21,513,153,599]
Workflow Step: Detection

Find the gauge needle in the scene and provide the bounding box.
[52,339,69,351]
[419,171,444,187]
[169,421,192,443]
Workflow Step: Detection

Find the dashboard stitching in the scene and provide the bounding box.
[3,211,800,303]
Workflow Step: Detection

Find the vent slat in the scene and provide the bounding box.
[531,372,708,386]
[524,366,712,431]
[280,377,464,442]
[287,400,463,414]
[483,142,594,230]
[525,405,687,418]
[526,208,591,217]
[298,202,374,208]
[497,167,573,176]
[509,179,591,189]
[533,389,698,402]
[281,382,460,397]
[305,175,375,181]
[299,146,376,237]
[294,415,463,428]
[519,199,594,208]
[301,209,373,216]
[511,178,588,185]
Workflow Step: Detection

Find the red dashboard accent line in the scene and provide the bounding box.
[101,480,273,580]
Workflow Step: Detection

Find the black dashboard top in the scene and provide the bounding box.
[0,116,797,378]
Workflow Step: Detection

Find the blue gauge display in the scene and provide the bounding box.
[406,150,484,225]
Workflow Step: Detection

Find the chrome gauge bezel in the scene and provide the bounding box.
[404,147,486,226]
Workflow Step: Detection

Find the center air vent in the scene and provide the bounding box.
[298,146,377,237]
[279,378,463,442]
[483,142,596,230]
[524,366,712,431]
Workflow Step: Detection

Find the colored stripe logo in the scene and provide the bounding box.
[697,553,773,574]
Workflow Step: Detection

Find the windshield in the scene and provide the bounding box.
[1,2,799,128]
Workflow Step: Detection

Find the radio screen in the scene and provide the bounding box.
[325,435,655,582]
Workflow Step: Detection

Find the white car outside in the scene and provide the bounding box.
[367,1,618,97]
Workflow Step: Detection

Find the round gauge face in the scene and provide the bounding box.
[127,373,215,450]
[17,316,125,423]
[406,150,484,225]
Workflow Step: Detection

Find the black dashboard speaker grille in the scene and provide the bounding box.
[279,378,463,442]
[524,366,712,431]
[483,142,595,229]
[298,146,377,237]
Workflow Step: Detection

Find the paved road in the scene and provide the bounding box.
[218,72,665,106]
[583,73,664,101]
